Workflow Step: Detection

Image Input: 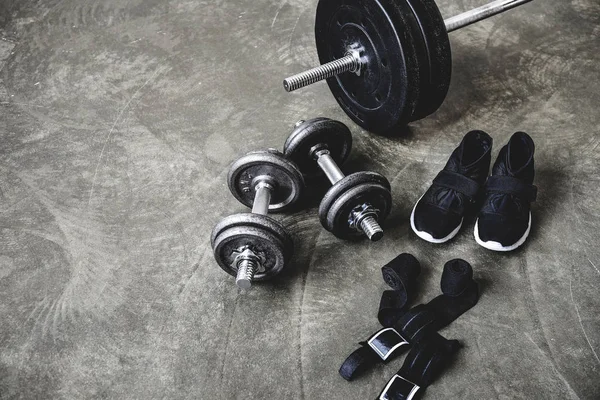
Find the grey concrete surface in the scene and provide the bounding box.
[0,0,598,398]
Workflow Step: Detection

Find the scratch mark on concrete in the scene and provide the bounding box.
[271,1,284,29]
[569,180,584,228]
[41,0,67,19]
[286,11,302,53]
[295,226,324,400]
[0,102,54,109]
[87,66,164,206]
[178,263,200,296]
[588,259,600,276]
[297,260,307,400]
[524,333,581,399]
[569,275,600,365]
[219,295,240,392]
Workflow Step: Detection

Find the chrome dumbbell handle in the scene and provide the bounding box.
[314,149,345,184]
[236,179,274,289]
[251,181,274,215]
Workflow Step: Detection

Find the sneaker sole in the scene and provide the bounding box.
[410,194,463,244]
[473,212,532,252]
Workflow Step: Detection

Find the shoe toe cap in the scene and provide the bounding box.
[476,213,530,248]
[412,202,462,241]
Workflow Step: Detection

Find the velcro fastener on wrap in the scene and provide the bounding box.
[432,170,480,199]
[399,332,461,388]
[395,305,436,343]
[485,175,537,202]
[377,333,460,400]
[339,327,410,381]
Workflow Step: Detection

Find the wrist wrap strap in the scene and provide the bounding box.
[340,259,477,381]
[485,175,537,202]
[379,253,421,327]
[377,333,460,400]
[433,170,480,200]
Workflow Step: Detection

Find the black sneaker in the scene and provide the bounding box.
[411,131,493,243]
[474,132,537,251]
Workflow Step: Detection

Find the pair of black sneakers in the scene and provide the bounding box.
[410,131,537,251]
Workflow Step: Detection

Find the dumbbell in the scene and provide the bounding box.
[211,150,304,289]
[283,0,534,134]
[284,118,392,241]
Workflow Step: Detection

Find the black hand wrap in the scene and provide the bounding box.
[340,259,477,382]
[379,254,421,327]
[377,333,461,400]
[433,170,480,200]
[485,175,537,202]
[425,259,479,330]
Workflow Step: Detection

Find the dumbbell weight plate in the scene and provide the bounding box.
[319,171,392,239]
[325,182,393,240]
[315,0,421,135]
[211,213,293,280]
[406,0,452,121]
[228,150,304,213]
[284,118,352,178]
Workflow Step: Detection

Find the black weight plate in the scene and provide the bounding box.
[283,118,352,178]
[406,0,452,121]
[315,0,421,135]
[228,150,304,213]
[325,182,393,239]
[211,213,293,254]
[319,171,391,226]
[211,213,293,280]
[213,226,286,280]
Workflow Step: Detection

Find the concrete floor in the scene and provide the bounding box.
[0,0,598,398]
